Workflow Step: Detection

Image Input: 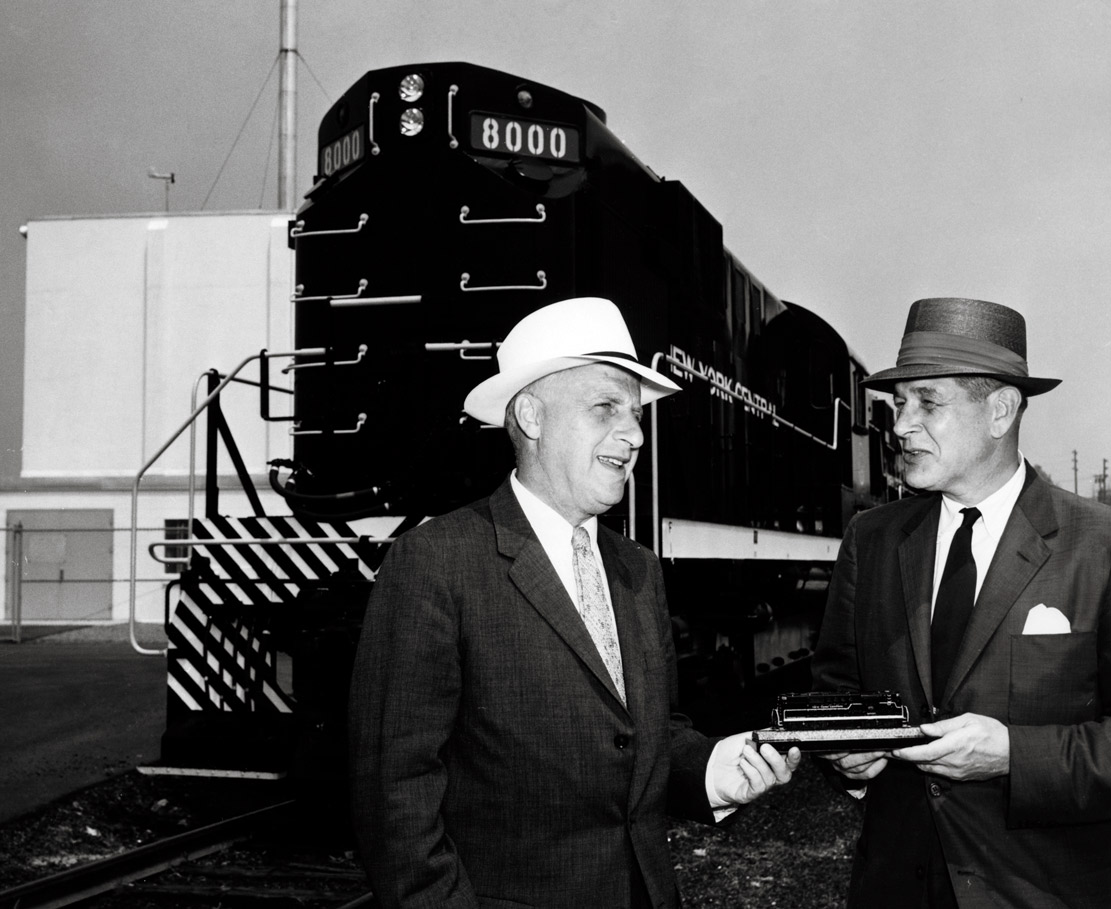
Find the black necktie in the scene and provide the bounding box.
[931,506,981,701]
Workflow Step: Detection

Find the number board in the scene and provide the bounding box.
[469,113,581,163]
[320,126,366,178]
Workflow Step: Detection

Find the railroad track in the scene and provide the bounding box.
[0,800,375,909]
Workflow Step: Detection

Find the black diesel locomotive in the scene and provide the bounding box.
[159,62,901,778]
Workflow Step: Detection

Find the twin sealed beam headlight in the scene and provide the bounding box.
[399,74,425,136]
[399,73,424,102]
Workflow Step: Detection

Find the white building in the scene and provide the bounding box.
[3,212,294,625]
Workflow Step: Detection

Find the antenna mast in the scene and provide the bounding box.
[278,0,297,210]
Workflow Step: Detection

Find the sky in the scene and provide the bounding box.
[2,0,1109,495]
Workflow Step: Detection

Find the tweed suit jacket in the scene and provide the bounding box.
[348,478,718,909]
[812,466,1111,908]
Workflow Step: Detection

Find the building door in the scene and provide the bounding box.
[8,510,113,621]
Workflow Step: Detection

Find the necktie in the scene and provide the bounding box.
[572,526,626,705]
[931,506,981,701]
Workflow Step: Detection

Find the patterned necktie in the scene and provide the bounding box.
[931,506,981,701]
[572,526,626,705]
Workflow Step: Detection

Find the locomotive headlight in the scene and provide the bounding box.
[399,74,424,102]
[399,107,425,136]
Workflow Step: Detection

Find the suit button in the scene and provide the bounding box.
[614,734,630,749]
[928,782,942,798]
[915,865,926,880]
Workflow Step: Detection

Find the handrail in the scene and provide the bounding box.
[186,366,300,536]
[447,84,460,149]
[650,352,665,556]
[459,203,546,225]
[185,372,207,553]
[289,212,369,239]
[331,294,421,308]
[282,344,367,373]
[368,91,381,156]
[128,349,314,656]
[425,340,499,361]
[460,270,547,293]
[291,412,367,436]
[292,278,368,303]
[148,534,394,565]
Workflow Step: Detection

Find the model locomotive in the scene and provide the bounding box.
[752,691,929,752]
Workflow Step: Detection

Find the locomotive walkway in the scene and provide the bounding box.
[0,624,167,824]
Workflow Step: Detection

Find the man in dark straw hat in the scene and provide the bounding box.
[349,297,800,909]
[812,297,1111,907]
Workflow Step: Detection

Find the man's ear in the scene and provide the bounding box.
[513,393,543,441]
[989,385,1022,439]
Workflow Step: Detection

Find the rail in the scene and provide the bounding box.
[182,366,293,569]
[148,534,394,565]
[459,203,546,224]
[459,269,547,293]
[3,524,199,644]
[0,800,295,909]
[5,523,21,643]
[128,350,315,656]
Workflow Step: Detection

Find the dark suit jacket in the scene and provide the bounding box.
[813,466,1111,908]
[348,478,718,908]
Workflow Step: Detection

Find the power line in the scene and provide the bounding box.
[200,51,333,212]
[295,50,333,103]
[201,54,280,210]
[260,86,281,208]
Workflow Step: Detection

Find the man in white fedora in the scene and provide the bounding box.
[349,297,800,909]
[812,297,1111,907]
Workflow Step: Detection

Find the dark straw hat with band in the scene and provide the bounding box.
[860,297,1061,396]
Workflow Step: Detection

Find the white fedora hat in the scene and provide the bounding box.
[463,297,681,426]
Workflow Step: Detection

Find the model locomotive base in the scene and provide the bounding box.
[751,690,930,752]
[752,725,930,753]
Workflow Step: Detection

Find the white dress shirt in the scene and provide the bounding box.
[509,471,733,813]
[509,471,613,612]
[930,457,1026,618]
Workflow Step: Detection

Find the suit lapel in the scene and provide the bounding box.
[899,496,941,705]
[944,467,1054,701]
[491,482,629,710]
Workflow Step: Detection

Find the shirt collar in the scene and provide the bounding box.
[510,470,598,549]
[939,456,1026,540]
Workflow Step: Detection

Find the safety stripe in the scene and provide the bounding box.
[166,515,383,718]
[167,588,292,713]
[192,520,297,604]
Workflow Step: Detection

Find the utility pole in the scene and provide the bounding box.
[1073,449,1078,494]
[1102,459,1109,505]
[278,0,297,211]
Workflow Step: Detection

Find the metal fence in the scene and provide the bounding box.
[4,523,180,644]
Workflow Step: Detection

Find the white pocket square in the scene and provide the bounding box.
[1022,603,1071,635]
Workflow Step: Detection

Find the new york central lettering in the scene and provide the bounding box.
[667,345,776,418]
